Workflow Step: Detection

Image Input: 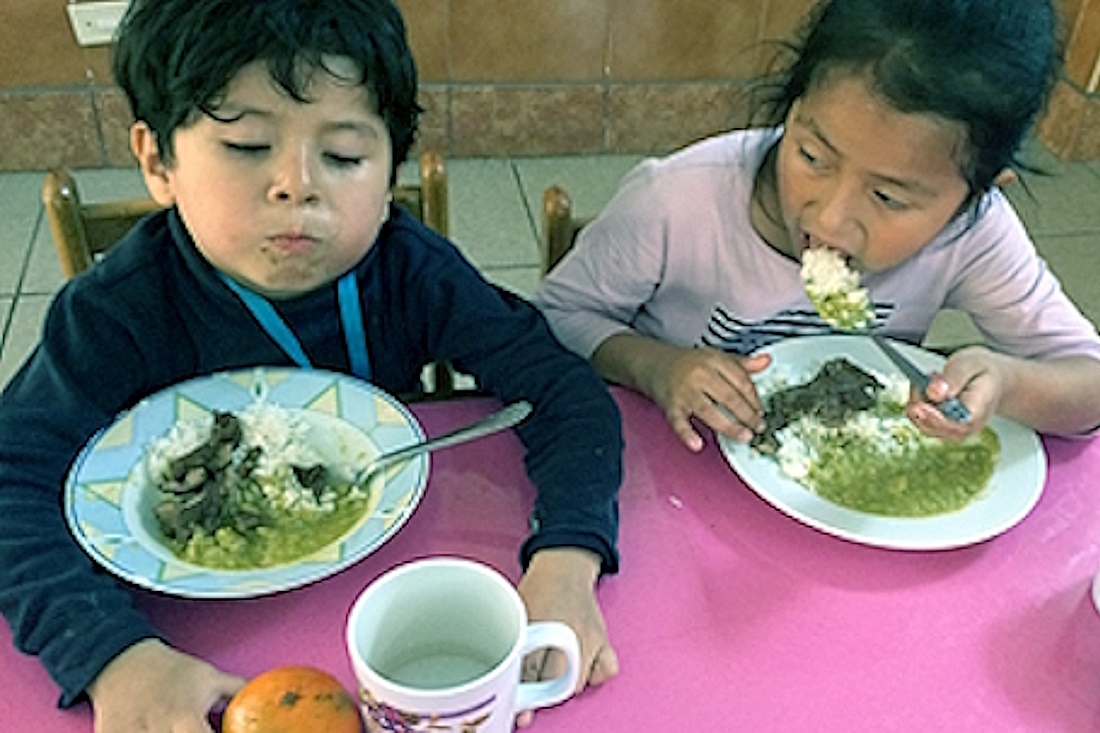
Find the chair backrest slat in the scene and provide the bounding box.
[539,184,590,277]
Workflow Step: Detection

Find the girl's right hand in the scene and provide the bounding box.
[591,334,771,452]
[651,347,771,452]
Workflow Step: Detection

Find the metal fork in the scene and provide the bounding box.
[354,400,533,485]
[871,335,971,423]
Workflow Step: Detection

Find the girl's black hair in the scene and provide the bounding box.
[113,0,421,183]
[750,0,1062,199]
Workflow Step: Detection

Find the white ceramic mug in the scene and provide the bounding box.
[346,556,581,733]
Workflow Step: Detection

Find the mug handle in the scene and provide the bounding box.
[515,621,581,712]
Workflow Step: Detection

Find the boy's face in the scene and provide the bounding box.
[135,58,393,299]
[761,73,970,272]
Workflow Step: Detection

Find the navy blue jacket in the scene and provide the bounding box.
[0,206,621,705]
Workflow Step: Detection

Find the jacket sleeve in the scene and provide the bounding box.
[0,287,163,706]
[370,223,624,573]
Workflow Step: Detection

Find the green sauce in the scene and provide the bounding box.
[805,427,999,517]
[176,493,372,569]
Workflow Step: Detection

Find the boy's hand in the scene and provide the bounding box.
[650,348,771,451]
[88,638,245,733]
[515,547,617,727]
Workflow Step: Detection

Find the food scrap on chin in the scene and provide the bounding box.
[801,247,873,331]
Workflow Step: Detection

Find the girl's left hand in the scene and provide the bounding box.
[905,348,1000,440]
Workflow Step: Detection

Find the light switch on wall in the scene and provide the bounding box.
[66,1,130,47]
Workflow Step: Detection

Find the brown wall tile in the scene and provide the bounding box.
[450,85,604,156]
[0,0,88,88]
[85,46,116,86]
[414,85,449,156]
[397,0,450,83]
[95,88,135,167]
[608,0,763,81]
[1037,79,1087,158]
[3,0,1097,169]
[450,0,607,82]
[608,82,749,154]
[0,92,102,170]
[761,0,817,41]
[1068,92,1100,158]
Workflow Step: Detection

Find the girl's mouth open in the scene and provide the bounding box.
[801,232,856,268]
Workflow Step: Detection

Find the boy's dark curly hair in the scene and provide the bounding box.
[113,0,421,184]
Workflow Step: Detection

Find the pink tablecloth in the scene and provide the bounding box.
[3,388,1100,732]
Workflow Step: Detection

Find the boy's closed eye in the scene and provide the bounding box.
[323,152,365,168]
[223,141,269,155]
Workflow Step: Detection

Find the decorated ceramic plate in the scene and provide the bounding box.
[719,335,1047,550]
[64,367,428,598]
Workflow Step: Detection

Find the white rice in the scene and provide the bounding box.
[757,363,921,483]
[801,248,873,330]
[145,402,349,513]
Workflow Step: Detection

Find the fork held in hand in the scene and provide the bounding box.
[871,335,971,423]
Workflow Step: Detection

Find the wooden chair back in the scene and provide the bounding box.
[539,184,592,277]
[41,150,459,398]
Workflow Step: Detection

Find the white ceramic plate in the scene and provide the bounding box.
[719,335,1047,550]
[64,367,428,598]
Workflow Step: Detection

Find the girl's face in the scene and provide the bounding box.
[765,73,971,272]
[136,57,393,299]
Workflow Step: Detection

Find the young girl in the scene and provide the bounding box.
[535,0,1100,452]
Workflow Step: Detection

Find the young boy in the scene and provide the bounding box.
[0,1,622,729]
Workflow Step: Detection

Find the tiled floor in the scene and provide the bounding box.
[2,140,1099,390]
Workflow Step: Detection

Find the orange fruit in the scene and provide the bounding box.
[222,665,362,733]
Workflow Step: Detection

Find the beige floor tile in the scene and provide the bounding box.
[64,166,149,201]
[0,296,10,352]
[514,155,643,232]
[0,172,44,296]
[22,225,66,296]
[1034,232,1100,329]
[1006,142,1100,236]
[482,265,543,299]
[0,294,49,390]
[922,309,983,352]
[448,158,538,268]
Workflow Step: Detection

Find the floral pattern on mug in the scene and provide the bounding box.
[359,685,493,732]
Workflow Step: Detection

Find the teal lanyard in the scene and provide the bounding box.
[219,271,372,381]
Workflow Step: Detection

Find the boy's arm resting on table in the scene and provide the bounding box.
[407,247,624,693]
[0,281,225,715]
[0,359,163,707]
[468,301,622,694]
[396,237,624,573]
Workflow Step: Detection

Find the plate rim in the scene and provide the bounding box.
[64,367,429,598]
[718,335,1047,550]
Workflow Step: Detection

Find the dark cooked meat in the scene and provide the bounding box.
[152,410,334,546]
[153,411,267,542]
[752,358,884,454]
